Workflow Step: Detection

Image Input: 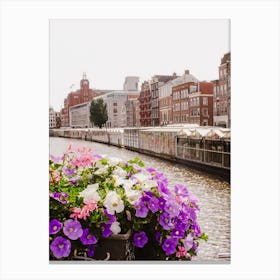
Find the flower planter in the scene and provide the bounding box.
[93,230,134,260]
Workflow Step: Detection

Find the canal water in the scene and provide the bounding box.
[50,137,230,262]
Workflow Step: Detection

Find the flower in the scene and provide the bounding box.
[134,200,149,218]
[50,155,64,164]
[159,212,173,230]
[87,245,95,257]
[145,195,159,213]
[125,189,142,205]
[183,234,194,251]
[162,237,178,255]
[79,184,101,202]
[171,226,185,239]
[174,184,189,197]
[110,221,121,234]
[100,223,113,238]
[49,219,62,234]
[80,228,98,245]
[134,231,148,248]
[176,246,186,258]
[63,219,83,240]
[49,145,207,260]
[103,191,124,215]
[63,166,75,177]
[164,200,180,218]
[52,192,68,204]
[50,236,71,259]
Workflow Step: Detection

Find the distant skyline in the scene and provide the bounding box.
[50,19,230,111]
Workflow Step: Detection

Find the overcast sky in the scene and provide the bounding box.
[50,19,230,111]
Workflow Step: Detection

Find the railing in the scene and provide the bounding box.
[176,145,230,169]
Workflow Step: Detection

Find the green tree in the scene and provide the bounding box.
[90,99,108,128]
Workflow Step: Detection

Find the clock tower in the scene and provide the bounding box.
[80,72,89,91]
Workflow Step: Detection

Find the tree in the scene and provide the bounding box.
[90,99,108,128]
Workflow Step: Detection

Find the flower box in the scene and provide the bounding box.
[92,229,133,260]
[49,145,207,261]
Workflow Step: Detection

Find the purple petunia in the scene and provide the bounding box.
[63,166,75,177]
[52,192,69,204]
[183,233,194,251]
[80,228,98,245]
[171,226,185,239]
[159,212,174,230]
[134,231,148,248]
[100,223,113,238]
[157,180,171,196]
[162,237,178,255]
[164,200,180,218]
[134,200,149,218]
[49,219,62,234]
[174,184,189,197]
[104,209,116,224]
[63,219,83,240]
[191,223,201,237]
[87,245,95,257]
[50,155,64,164]
[146,196,159,213]
[50,236,71,259]
[158,196,166,210]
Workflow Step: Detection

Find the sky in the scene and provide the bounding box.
[50,19,230,111]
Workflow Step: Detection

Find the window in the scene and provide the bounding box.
[113,108,117,113]
[203,97,208,105]
[203,108,208,117]
[113,102,117,106]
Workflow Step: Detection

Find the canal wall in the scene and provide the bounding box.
[50,126,230,181]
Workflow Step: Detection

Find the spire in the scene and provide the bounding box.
[83,72,87,80]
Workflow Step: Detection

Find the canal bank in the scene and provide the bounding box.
[50,137,230,261]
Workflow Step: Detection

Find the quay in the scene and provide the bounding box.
[50,125,230,181]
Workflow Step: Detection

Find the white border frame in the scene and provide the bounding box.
[1,1,279,280]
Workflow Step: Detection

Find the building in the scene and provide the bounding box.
[171,70,200,124]
[188,82,214,126]
[61,73,96,127]
[125,99,137,127]
[150,74,178,126]
[49,107,56,128]
[123,76,139,91]
[213,52,231,128]
[94,90,139,128]
[135,99,141,127]
[69,102,91,128]
[139,81,151,127]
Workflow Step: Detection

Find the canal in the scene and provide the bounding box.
[50,137,230,261]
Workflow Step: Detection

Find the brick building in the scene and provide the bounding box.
[188,82,214,126]
[61,73,96,127]
[213,52,231,127]
[139,81,151,127]
[150,74,178,126]
[169,70,213,126]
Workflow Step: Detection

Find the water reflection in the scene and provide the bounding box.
[50,137,230,261]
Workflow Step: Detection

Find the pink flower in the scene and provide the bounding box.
[70,199,98,220]
[72,153,94,168]
[68,143,74,153]
[176,246,186,258]
[175,195,182,204]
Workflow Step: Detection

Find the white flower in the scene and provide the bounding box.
[133,172,150,184]
[125,189,142,205]
[104,191,124,214]
[112,166,127,177]
[79,183,101,202]
[94,166,108,175]
[110,221,121,234]
[107,157,121,166]
[113,175,135,191]
[141,179,158,191]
